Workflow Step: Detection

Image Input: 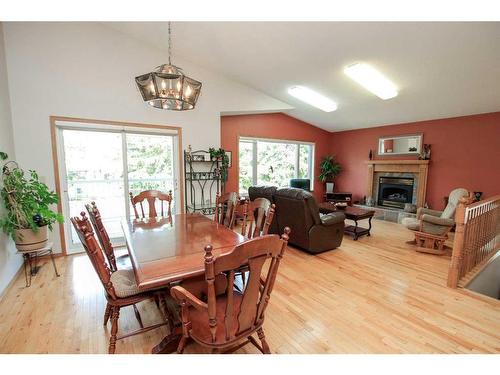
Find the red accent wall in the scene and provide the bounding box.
[330,112,500,209]
[220,113,332,201]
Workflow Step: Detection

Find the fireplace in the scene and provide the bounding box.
[377,177,414,209]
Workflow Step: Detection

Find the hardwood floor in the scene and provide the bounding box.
[0,220,499,354]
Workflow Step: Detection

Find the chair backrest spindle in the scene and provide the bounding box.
[129,190,173,219]
[214,192,238,228]
[242,198,275,239]
[85,201,117,272]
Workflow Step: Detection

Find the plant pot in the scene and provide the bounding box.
[325,182,335,193]
[14,225,48,252]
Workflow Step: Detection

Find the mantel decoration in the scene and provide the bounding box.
[135,22,202,111]
[0,151,63,251]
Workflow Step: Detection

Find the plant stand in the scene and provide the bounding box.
[18,242,60,287]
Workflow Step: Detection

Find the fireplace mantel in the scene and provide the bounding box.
[365,160,429,208]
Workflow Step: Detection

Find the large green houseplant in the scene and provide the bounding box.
[0,151,63,251]
[319,155,341,182]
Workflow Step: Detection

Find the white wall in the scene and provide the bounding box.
[2,22,291,256]
[0,24,22,296]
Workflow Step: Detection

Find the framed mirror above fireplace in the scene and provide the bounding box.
[378,134,422,156]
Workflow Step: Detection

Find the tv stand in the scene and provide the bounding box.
[324,192,352,206]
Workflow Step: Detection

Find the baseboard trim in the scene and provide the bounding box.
[0,261,24,303]
[0,252,64,303]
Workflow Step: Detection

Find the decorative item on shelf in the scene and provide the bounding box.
[192,155,205,162]
[0,151,64,252]
[135,22,202,111]
[208,148,229,182]
[186,144,192,161]
[473,191,483,201]
[368,149,373,160]
[418,144,431,160]
[225,151,232,168]
[319,155,341,192]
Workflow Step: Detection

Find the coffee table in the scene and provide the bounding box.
[318,203,375,240]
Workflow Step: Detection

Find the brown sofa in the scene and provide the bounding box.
[248,186,345,253]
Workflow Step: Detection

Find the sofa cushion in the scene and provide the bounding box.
[248,186,277,203]
[402,217,420,231]
[441,188,469,219]
[275,188,321,225]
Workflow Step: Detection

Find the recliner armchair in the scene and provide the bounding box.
[402,188,470,254]
[250,186,345,253]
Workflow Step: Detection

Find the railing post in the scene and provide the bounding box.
[447,197,468,288]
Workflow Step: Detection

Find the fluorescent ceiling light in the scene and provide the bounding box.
[344,63,398,100]
[288,86,337,112]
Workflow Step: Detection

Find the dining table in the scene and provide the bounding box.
[121,212,246,353]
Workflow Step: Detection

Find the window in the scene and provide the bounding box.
[239,137,314,195]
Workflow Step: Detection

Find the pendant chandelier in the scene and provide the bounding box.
[135,22,202,111]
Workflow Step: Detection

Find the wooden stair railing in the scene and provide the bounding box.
[447,194,500,288]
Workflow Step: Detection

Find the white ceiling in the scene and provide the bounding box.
[104,22,500,132]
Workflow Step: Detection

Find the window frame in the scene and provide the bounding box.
[238,136,315,194]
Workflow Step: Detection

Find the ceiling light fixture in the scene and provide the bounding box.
[344,63,398,100]
[135,22,202,111]
[288,86,337,112]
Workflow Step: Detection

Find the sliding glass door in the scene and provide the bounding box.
[59,127,177,254]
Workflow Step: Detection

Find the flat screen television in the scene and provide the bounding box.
[290,178,311,191]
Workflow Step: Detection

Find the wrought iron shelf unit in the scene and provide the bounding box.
[184,149,225,214]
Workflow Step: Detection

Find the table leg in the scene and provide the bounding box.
[152,326,182,354]
[353,220,359,240]
[367,216,372,236]
[152,300,182,354]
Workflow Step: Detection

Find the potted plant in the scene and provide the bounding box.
[208,147,229,182]
[0,151,63,251]
[319,155,341,191]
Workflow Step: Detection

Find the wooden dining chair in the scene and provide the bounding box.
[214,192,238,229]
[129,190,173,219]
[85,201,118,272]
[86,201,159,315]
[71,212,171,354]
[236,198,276,289]
[241,198,276,239]
[170,227,291,354]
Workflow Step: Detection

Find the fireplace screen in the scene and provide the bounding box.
[377,177,414,209]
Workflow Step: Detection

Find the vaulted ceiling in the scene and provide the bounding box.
[104,22,500,132]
